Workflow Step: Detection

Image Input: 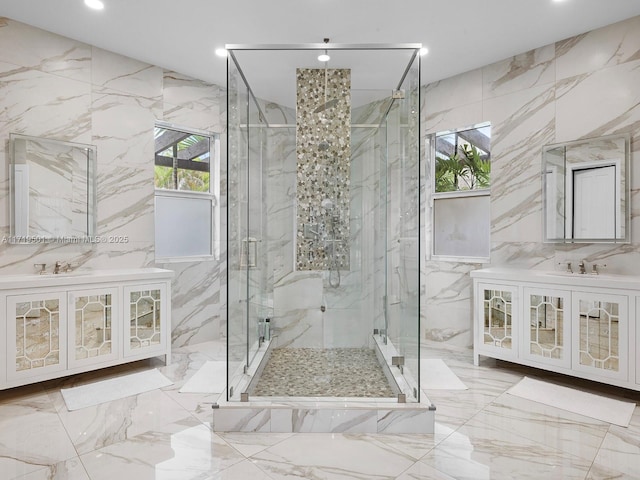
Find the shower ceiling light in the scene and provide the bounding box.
[215,48,228,57]
[318,52,330,62]
[419,47,429,56]
[84,0,104,10]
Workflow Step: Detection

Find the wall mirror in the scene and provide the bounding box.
[9,133,97,243]
[543,133,630,243]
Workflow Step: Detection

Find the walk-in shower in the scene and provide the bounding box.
[222,43,429,432]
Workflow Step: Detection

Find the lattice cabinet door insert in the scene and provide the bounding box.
[523,288,571,369]
[123,283,168,357]
[572,291,628,382]
[68,288,119,368]
[6,292,68,380]
[477,283,518,360]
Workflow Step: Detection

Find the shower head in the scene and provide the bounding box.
[318,140,330,151]
[321,198,334,211]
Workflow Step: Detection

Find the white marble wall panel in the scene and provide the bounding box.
[484,84,555,243]
[291,409,378,433]
[272,271,324,348]
[423,69,483,114]
[423,101,484,136]
[163,70,221,114]
[555,59,640,142]
[158,260,223,347]
[265,128,296,286]
[91,47,162,98]
[377,409,434,434]
[91,86,160,242]
[422,262,476,347]
[0,62,92,141]
[322,308,370,348]
[0,17,90,82]
[556,15,640,81]
[212,408,271,432]
[482,44,555,99]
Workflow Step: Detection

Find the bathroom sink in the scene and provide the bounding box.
[37,271,93,278]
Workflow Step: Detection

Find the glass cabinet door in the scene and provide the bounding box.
[68,288,118,368]
[477,283,518,359]
[523,288,571,368]
[123,284,167,357]
[7,292,68,380]
[572,291,628,381]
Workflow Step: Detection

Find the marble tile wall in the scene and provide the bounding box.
[422,14,640,347]
[0,18,226,347]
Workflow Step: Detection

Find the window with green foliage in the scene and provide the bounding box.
[435,124,491,192]
[431,123,491,261]
[154,126,211,192]
[154,123,219,260]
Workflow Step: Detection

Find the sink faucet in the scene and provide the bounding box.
[578,260,586,274]
[54,261,72,274]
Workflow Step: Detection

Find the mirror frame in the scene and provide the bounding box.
[9,133,97,244]
[542,133,630,244]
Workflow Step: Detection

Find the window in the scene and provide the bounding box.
[431,122,491,261]
[154,122,219,260]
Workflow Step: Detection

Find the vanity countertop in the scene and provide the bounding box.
[470,267,640,290]
[0,267,174,290]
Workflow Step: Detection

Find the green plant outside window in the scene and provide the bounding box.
[435,126,490,193]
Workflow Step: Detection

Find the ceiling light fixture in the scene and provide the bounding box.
[419,47,429,56]
[84,0,104,10]
[318,37,330,62]
[215,48,228,57]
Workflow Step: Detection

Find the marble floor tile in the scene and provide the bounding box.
[419,428,593,480]
[53,388,194,455]
[204,459,276,479]
[0,390,78,479]
[586,408,640,479]
[17,458,90,480]
[482,392,610,460]
[250,433,417,479]
[79,418,245,480]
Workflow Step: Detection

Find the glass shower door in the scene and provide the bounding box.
[227,55,250,401]
[384,53,421,401]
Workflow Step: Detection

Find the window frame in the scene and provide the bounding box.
[430,122,491,264]
[153,121,220,263]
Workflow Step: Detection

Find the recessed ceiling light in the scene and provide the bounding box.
[215,48,228,57]
[419,47,429,56]
[318,52,330,62]
[84,0,104,10]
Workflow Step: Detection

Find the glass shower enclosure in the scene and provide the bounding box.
[227,43,421,404]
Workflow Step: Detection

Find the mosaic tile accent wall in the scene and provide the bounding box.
[296,68,351,270]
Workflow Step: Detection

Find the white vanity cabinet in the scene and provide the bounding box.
[0,268,173,390]
[472,268,639,391]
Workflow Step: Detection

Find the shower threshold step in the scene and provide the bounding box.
[211,394,435,433]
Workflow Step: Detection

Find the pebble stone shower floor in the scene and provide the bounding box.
[252,347,395,397]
